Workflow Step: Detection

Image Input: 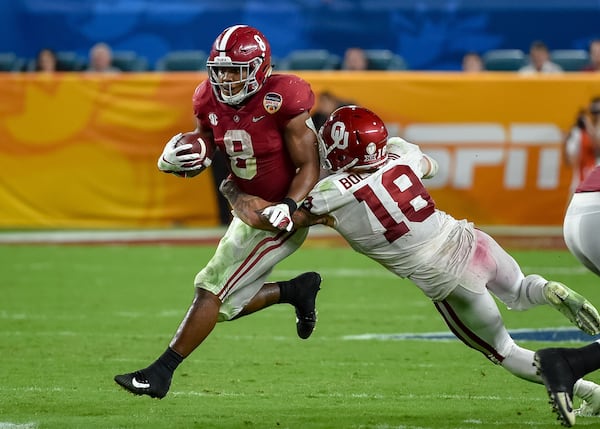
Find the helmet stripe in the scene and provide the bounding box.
[216,25,247,52]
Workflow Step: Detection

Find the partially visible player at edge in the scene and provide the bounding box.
[221,105,600,422]
[535,164,600,427]
[114,24,322,399]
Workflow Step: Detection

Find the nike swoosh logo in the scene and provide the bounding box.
[252,115,265,122]
[132,377,150,389]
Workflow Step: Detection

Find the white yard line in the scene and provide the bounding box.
[0,225,338,244]
[0,225,561,244]
[0,423,37,429]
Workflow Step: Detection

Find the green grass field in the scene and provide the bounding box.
[2,240,600,429]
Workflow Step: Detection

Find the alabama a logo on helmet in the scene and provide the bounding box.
[263,92,282,113]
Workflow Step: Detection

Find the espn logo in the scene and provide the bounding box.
[398,123,563,190]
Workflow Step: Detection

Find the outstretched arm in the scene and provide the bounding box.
[219,179,334,231]
[219,179,275,231]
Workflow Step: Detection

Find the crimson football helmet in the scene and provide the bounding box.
[318,105,389,172]
[207,25,272,105]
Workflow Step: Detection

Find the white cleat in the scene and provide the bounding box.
[552,392,576,427]
[543,281,600,336]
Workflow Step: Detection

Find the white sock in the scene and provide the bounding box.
[574,379,598,401]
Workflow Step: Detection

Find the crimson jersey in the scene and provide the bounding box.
[576,165,600,193]
[193,74,315,202]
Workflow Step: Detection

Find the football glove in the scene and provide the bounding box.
[422,154,439,179]
[262,201,295,232]
[157,133,203,173]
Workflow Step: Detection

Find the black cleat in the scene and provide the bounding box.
[114,370,171,399]
[534,348,577,427]
[288,272,322,339]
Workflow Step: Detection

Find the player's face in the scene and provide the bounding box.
[215,66,247,96]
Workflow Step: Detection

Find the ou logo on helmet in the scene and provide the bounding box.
[330,121,349,149]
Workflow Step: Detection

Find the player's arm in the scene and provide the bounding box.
[191,120,214,141]
[562,126,581,167]
[283,112,321,203]
[589,111,600,155]
[261,112,321,231]
[219,179,276,231]
[294,206,335,228]
[220,178,333,230]
[387,137,438,179]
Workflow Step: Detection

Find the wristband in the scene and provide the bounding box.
[281,197,298,214]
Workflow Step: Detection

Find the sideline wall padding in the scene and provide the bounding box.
[1,72,598,228]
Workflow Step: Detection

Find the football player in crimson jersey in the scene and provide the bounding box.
[534,164,600,426]
[114,25,322,399]
[220,105,600,422]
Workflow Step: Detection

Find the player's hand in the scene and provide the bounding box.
[157,133,202,172]
[218,178,237,201]
[262,203,294,232]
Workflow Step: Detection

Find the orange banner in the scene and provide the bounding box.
[1,72,599,228]
[0,73,218,228]
[304,72,600,226]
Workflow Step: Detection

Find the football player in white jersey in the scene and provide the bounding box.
[534,164,600,426]
[221,105,600,421]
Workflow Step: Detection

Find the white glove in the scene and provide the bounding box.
[421,154,439,179]
[157,133,203,173]
[262,203,294,232]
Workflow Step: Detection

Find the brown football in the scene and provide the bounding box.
[174,132,214,177]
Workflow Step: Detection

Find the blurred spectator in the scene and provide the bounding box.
[87,42,120,73]
[341,47,368,71]
[563,96,600,197]
[582,39,600,72]
[461,52,484,72]
[311,91,352,131]
[34,48,57,72]
[519,41,563,74]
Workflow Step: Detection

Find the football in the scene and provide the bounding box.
[174,132,214,177]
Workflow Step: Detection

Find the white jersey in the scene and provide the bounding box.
[304,138,476,300]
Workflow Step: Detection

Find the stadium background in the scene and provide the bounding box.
[2,0,600,71]
[1,0,600,230]
[4,5,600,427]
